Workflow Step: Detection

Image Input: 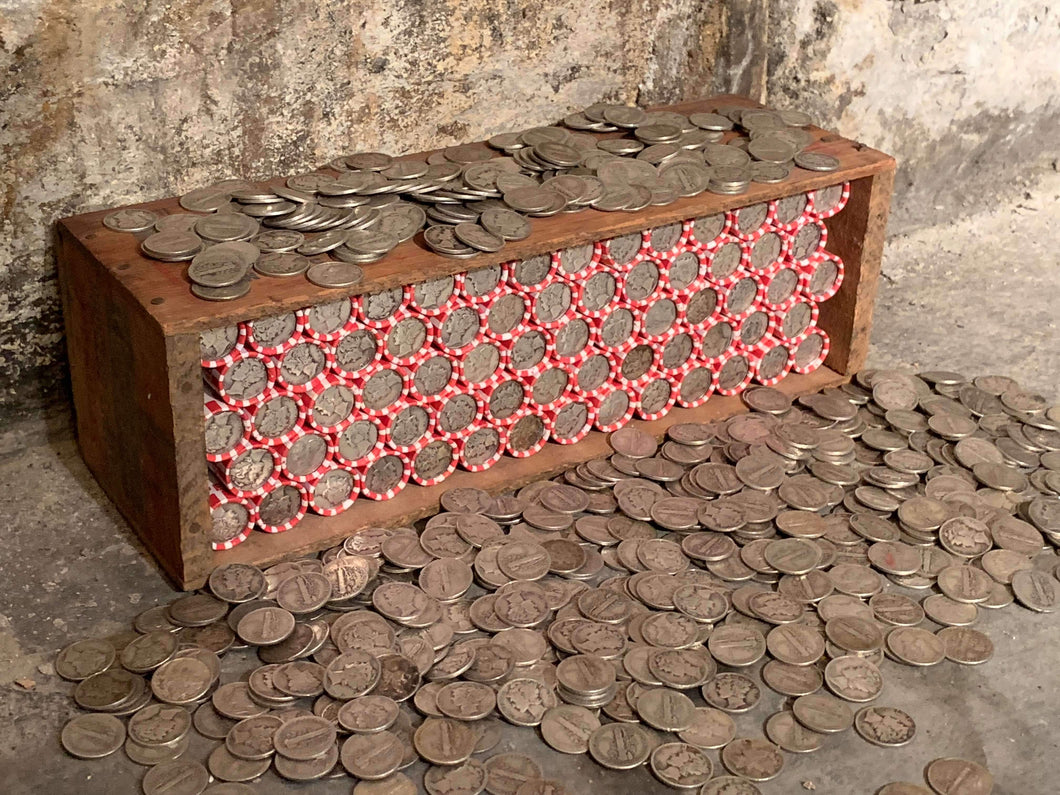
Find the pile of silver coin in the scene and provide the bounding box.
[57,369,1060,794]
[100,102,839,300]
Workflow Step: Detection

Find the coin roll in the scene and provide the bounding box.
[358,449,412,501]
[377,399,435,454]
[588,303,641,353]
[549,317,598,365]
[757,264,802,311]
[453,340,504,388]
[810,180,851,220]
[479,376,530,427]
[253,477,308,533]
[632,372,677,421]
[614,342,657,389]
[301,375,357,435]
[769,299,820,343]
[590,384,636,432]
[799,251,845,302]
[506,253,557,294]
[481,291,530,343]
[203,399,251,463]
[770,191,815,233]
[616,260,662,308]
[685,213,730,248]
[655,326,698,375]
[405,351,457,403]
[331,415,385,467]
[573,264,620,320]
[789,327,831,375]
[786,218,829,265]
[275,340,335,395]
[552,242,602,283]
[729,203,778,241]
[355,362,411,417]
[734,309,778,355]
[523,364,574,414]
[432,299,485,355]
[713,347,755,396]
[379,309,435,367]
[599,231,647,272]
[528,276,578,329]
[208,483,257,551]
[205,351,277,408]
[502,407,550,459]
[329,326,383,380]
[430,386,485,441]
[455,262,508,304]
[749,335,795,387]
[200,325,246,369]
[297,299,355,342]
[717,273,761,323]
[501,329,556,378]
[568,350,619,400]
[407,438,458,488]
[701,234,748,286]
[245,386,307,446]
[354,285,409,328]
[659,245,706,300]
[546,399,596,446]
[210,447,279,498]
[408,275,457,317]
[276,425,336,484]
[643,221,688,260]
[242,315,303,356]
[673,358,716,409]
[743,227,790,278]
[306,462,360,516]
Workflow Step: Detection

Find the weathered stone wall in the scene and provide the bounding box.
[1,0,1056,424]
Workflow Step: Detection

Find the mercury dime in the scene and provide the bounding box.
[1011,568,1060,612]
[579,723,650,772]
[56,639,116,681]
[306,261,363,288]
[142,760,211,795]
[61,713,126,759]
[720,737,784,782]
[794,151,840,172]
[792,693,853,734]
[925,758,994,795]
[853,705,916,747]
[937,626,994,664]
[886,626,945,666]
[103,207,159,232]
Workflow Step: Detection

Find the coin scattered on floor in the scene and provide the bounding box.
[55,367,1060,792]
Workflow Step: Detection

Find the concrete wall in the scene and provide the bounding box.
[1,0,1056,424]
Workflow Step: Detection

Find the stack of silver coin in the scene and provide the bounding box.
[56,368,1057,794]
[101,102,841,300]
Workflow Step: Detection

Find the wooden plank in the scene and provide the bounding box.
[194,366,848,588]
[57,95,896,337]
[167,331,215,587]
[818,166,896,374]
[56,227,190,585]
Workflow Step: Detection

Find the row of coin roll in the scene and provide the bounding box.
[200,184,850,550]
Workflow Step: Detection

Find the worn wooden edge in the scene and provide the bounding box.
[57,226,193,586]
[56,94,896,336]
[179,366,849,588]
[818,166,896,375]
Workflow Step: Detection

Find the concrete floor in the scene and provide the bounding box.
[0,173,1058,795]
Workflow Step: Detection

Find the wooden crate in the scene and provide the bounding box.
[56,95,895,589]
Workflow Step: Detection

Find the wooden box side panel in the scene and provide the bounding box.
[57,225,199,585]
[818,166,896,374]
